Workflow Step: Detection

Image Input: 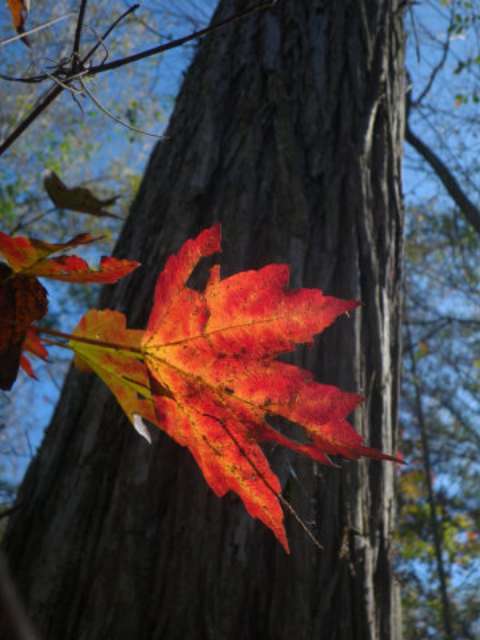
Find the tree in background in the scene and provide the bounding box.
[399,204,480,639]
[399,3,480,638]
[1,1,405,638]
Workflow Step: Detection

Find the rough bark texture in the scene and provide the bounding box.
[3,1,405,639]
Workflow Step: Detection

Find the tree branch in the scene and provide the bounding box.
[0,1,278,156]
[405,124,480,236]
[1,1,277,83]
[0,5,139,157]
[78,77,163,138]
[0,14,74,49]
[86,1,277,77]
[0,86,63,157]
[404,318,454,640]
[413,34,450,107]
[72,0,89,72]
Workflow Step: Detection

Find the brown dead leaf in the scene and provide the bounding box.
[44,172,123,220]
[7,0,30,46]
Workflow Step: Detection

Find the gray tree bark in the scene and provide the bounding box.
[2,1,405,639]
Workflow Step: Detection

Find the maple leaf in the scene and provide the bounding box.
[0,232,138,283]
[20,327,49,380]
[0,263,47,389]
[144,226,401,550]
[44,172,122,220]
[69,310,158,443]
[0,231,139,389]
[67,225,401,551]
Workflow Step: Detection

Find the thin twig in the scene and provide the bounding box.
[0,72,44,84]
[72,0,89,71]
[0,13,74,48]
[205,413,324,552]
[78,77,163,138]
[45,71,86,94]
[86,1,277,77]
[78,4,139,66]
[404,315,454,640]
[11,207,56,234]
[0,5,133,85]
[412,5,453,107]
[84,24,110,67]
[0,85,63,156]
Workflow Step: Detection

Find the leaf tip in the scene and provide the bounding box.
[344,298,361,316]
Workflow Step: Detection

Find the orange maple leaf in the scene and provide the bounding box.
[0,232,139,283]
[68,225,400,551]
[141,225,400,550]
[70,309,158,443]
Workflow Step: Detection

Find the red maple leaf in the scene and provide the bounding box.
[0,232,139,283]
[0,231,139,388]
[20,328,49,379]
[69,225,401,551]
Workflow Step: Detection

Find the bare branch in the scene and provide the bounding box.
[72,0,90,72]
[404,318,455,640]
[78,77,163,138]
[0,86,63,157]
[405,78,480,240]
[405,124,480,236]
[79,4,139,68]
[86,1,277,77]
[0,1,278,156]
[0,4,139,156]
[1,1,277,82]
[413,20,451,106]
[0,72,47,84]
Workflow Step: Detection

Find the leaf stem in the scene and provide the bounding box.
[41,338,71,350]
[37,326,144,356]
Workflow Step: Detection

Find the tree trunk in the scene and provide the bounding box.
[2,2,405,638]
